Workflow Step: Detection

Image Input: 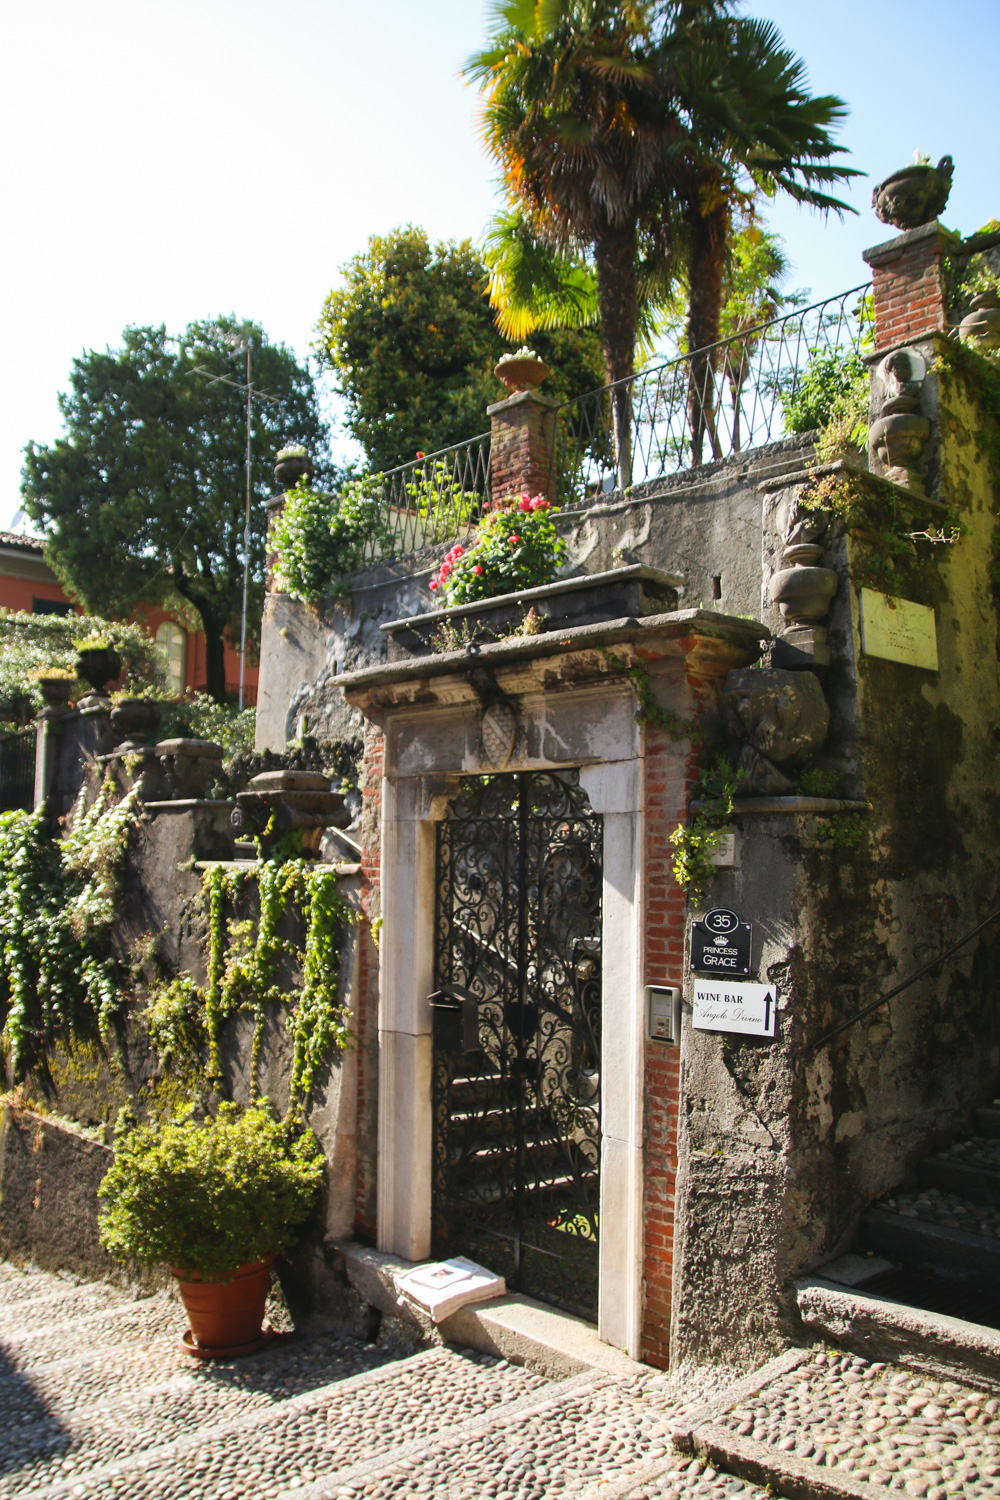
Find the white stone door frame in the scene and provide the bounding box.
[374,681,645,1357]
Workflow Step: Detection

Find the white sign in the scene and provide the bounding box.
[692,978,777,1037]
[859,589,938,671]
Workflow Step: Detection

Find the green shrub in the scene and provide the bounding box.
[98,1101,324,1280]
[783,348,869,448]
[271,476,391,605]
[157,693,255,762]
[429,493,566,606]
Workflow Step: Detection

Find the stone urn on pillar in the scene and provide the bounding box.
[74,645,122,709]
[872,155,953,231]
[494,348,550,393]
[273,445,312,492]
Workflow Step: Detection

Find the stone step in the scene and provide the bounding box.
[14,1348,560,1500]
[919,1153,1000,1207]
[861,1207,1000,1282]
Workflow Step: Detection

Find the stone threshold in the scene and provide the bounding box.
[337,1241,647,1382]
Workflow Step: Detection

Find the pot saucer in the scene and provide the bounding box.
[181,1323,276,1361]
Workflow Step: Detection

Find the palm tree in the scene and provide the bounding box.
[467,0,688,487]
[468,0,860,476]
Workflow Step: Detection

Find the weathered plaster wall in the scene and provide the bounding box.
[254,436,816,755]
[669,353,1000,1368]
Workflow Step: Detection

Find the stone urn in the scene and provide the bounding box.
[35,676,74,711]
[768,565,839,623]
[868,412,932,495]
[110,697,162,748]
[74,645,122,699]
[872,156,953,230]
[494,349,550,393]
[959,290,1000,351]
[273,447,312,492]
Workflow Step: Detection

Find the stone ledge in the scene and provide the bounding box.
[691,797,869,816]
[336,1241,647,1381]
[796,1276,1000,1391]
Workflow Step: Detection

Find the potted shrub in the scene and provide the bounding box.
[428,493,565,607]
[73,638,122,697]
[99,1102,324,1358]
[28,666,75,711]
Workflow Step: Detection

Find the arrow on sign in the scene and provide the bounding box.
[763,991,773,1032]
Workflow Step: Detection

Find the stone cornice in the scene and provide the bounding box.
[335,607,768,716]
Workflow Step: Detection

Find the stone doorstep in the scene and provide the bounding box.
[796,1276,1000,1393]
[336,1241,647,1381]
[690,1424,899,1500]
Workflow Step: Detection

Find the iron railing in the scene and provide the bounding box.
[350,432,492,561]
[550,283,873,505]
[0,727,36,814]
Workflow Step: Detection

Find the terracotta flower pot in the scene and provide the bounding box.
[494,355,550,392]
[172,1254,274,1357]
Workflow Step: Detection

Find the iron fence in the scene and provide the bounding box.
[0,727,36,814]
[349,432,492,561]
[550,283,873,505]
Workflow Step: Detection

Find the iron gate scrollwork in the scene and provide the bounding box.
[432,769,602,1320]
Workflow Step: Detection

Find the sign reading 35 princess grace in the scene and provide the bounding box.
[690,907,751,976]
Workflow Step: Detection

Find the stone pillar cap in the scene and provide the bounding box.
[863,219,961,266]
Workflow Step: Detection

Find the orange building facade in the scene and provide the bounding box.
[0,531,258,703]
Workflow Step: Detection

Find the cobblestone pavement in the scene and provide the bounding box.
[715,1348,1000,1497]
[883,1183,1000,1235]
[0,1261,768,1500]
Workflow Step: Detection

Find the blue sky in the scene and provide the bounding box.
[2,0,997,529]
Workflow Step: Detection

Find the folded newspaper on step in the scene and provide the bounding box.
[394,1256,505,1323]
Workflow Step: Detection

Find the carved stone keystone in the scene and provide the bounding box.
[723,667,831,796]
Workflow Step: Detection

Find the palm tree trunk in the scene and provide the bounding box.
[684,199,729,466]
[595,226,638,490]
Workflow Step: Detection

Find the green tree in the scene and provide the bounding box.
[314,225,604,474]
[22,318,327,701]
[468,0,859,471]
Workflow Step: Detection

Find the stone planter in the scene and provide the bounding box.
[494,354,550,393]
[231,770,350,858]
[273,451,312,491]
[959,291,1000,352]
[74,646,121,697]
[382,565,683,662]
[155,738,225,800]
[110,697,162,747]
[36,677,74,711]
[768,566,838,622]
[872,157,953,230]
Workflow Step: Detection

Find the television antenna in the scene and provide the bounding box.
[189,333,281,712]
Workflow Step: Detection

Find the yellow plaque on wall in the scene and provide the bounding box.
[859,589,938,670]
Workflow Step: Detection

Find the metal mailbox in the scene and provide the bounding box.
[427,986,480,1053]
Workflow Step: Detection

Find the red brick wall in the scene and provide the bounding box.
[354,719,384,1239]
[489,393,557,504]
[865,225,952,349]
[638,648,731,1366]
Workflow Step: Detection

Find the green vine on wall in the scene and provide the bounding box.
[668,755,746,907]
[0,781,141,1076]
[601,651,700,741]
[800,470,959,595]
[150,858,357,1117]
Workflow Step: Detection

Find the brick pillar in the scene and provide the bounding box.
[863,220,959,349]
[487,391,559,504]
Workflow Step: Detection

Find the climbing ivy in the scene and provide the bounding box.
[668,755,746,907]
[150,857,357,1117]
[0,781,141,1075]
[800,469,960,595]
[601,651,699,741]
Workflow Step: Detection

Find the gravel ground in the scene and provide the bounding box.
[717,1349,1000,1496]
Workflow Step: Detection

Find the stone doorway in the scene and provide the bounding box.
[430,769,603,1320]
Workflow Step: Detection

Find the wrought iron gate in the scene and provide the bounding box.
[431,769,602,1320]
